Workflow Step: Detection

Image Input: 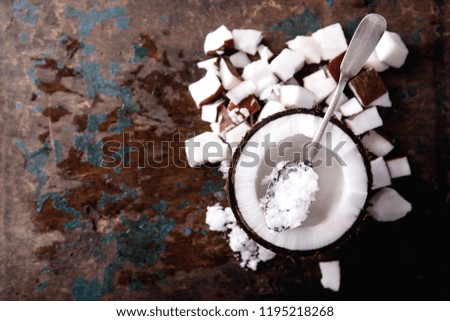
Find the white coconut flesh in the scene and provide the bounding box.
[233,112,369,251]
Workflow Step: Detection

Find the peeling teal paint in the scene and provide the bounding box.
[53,139,63,165]
[36,280,49,291]
[72,277,103,301]
[178,200,188,209]
[12,0,40,25]
[73,113,106,167]
[27,59,46,86]
[31,105,42,112]
[326,0,334,7]
[199,180,223,196]
[152,200,169,214]
[19,32,30,43]
[156,269,168,287]
[81,42,95,56]
[74,61,139,133]
[16,140,50,196]
[269,8,322,39]
[65,6,129,41]
[129,43,149,64]
[42,266,52,274]
[411,28,424,46]
[72,214,175,300]
[128,277,144,291]
[184,228,192,235]
[97,183,138,209]
[110,61,121,77]
[175,181,183,187]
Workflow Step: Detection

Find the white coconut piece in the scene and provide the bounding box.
[257,101,286,123]
[259,84,282,102]
[361,131,394,157]
[375,31,409,68]
[232,29,263,55]
[226,80,256,105]
[302,69,337,103]
[229,51,251,69]
[255,74,279,97]
[201,99,224,123]
[312,23,348,61]
[257,44,274,61]
[325,91,348,106]
[205,203,236,232]
[368,187,412,222]
[242,60,273,82]
[185,132,230,167]
[344,107,383,135]
[371,157,392,190]
[339,97,363,117]
[279,85,316,109]
[287,35,322,64]
[188,70,223,108]
[364,50,389,72]
[197,57,219,72]
[319,261,340,292]
[219,58,242,90]
[386,157,411,178]
[369,92,392,108]
[225,121,251,154]
[204,25,233,55]
[210,122,220,135]
[270,48,305,82]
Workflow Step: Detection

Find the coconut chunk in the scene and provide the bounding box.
[325,91,348,106]
[312,23,348,61]
[348,69,389,107]
[361,130,394,157]
[188,70,223,108]
[204,25,234,56]
[205,203,236,232]
[256,101,286,123]
[344,107,383,135]
[219,57,242,90]
[369,92,392,108]
[227,95,261,123]
[232,29,263,55]
[319,261,340,292]
[270,48,305,82]
[279,85,316,109]
[302,69,337,103]
[210,122,220,134]
[339,97,363,117]
[364,50,389,72]
[242,60,273,82]
[386,157,411,178]
[201,99,225,123]
[287,35,322,64]
[375,31,409,68]
[226,80,256,105]
[371,157,391,190]
[326,52,345,81]
[259,83,282,102]
[217,108,235,133]
[368,187,412,221]
[229,51,251,69]
[255,74,279,97]
[197,57,219,72]
[225,121,251,154]
[185,132,230,167]
[257,44,274,61]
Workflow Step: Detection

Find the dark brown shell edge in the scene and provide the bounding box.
[227,108,373,259]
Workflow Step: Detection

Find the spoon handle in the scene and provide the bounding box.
[308,14,387,163]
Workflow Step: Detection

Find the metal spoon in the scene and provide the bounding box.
[263,14,387,230]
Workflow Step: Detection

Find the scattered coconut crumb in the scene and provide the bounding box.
[205,203,276,270]
[262,161,319,232]
[319,261,341,292]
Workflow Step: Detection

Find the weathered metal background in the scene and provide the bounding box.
[0,0,448,300]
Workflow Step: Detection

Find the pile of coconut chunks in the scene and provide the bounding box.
[187,23,412,223]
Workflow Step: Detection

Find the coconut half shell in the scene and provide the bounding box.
[228,108,372,257]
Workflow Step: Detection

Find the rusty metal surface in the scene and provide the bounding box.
[0,0,448,300]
